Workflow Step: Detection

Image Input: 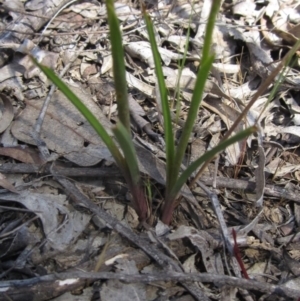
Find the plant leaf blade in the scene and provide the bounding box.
[32,58,125,170]
[106,0,130,132]
[143,11,176,190]
[172,126,257,200]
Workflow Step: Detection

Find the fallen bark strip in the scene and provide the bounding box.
[0,163,121,177]
[1,271,299,300]
[1,163,298,202]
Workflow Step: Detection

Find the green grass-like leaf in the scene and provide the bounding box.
[106,0,130,132]
[106,0,147,220]
[161,127,256,224]
[33,59,148,221]
[144,12,176,192]
[34,0,259,225]
[173,55,214,181]
[32,0,150,221]
[144,0,229,224]
[113,122,140,187]
[173,0,221,180]
[32,59,125,170]
[172,126,257,199]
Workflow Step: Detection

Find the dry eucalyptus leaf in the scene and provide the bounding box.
[25,0,45,10]
[265,0,280,18]
[3,0,24,11]
[102,201,139,229]
[125,42,156,68]
[168,0,201,23]
[100,53,113,75]
[195,0,212,40]
[233,0,256,24]
[281,126,300,140]
[11,82,113,166]
[283,277,300,291]
[220,286,238,301]
[126,72,154,97]
[166,35,188,52]
[289,23,300,38]
[202,98,244,166]
[0,146,44,165]
[182,254,198,273]
[266,157,300,177]
[0,77,25,101]
[114,2,140,23]
[261,16,283,46]
[247,262,270,282]
[212,63,240,74]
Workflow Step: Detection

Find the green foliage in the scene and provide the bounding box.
[144,0,255,224]
[34,0,257,225]
[106,0,130,132]
[33,59,148,221]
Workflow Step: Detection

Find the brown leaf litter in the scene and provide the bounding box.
[0,0,300,300]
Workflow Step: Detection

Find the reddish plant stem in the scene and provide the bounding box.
[161,199,175,225]
[232,228,250,279]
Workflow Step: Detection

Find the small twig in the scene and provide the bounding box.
[0,215,39,239]
[0,163,298,201]
[196,180,233,255]
[1,271,300,299]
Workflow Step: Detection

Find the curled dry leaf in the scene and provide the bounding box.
[266,157,300,177]
[168,225,221,273]
[0,191,91,252]
[202,98,245,165]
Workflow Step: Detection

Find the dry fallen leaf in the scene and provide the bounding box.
[0,191,91,252]
[0,173,19,193]
[0,146,45,164]
[11,82,113,166]
[168,225,221,273]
